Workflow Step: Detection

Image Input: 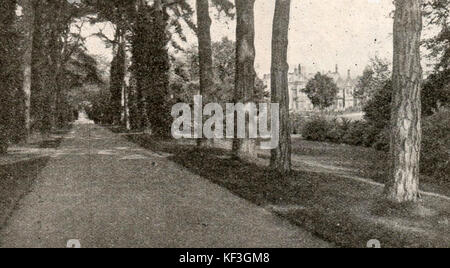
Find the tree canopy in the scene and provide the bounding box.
[303,73,339,110]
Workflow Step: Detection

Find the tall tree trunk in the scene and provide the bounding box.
[20,0,34,138]
[270,0,292,175]
[121,50,131,131]
[147,0,171,138]
[131,0,170,136]
[49,0,65,129]
[110,28,126,126]
[196,0,214,147]
[32,0,52,135]
[0,0,19,153]
[119,32,129,130]
[132,0,149,131]
[385,0,423,203]
[233,0,257,159]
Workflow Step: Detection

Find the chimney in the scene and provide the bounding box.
[298,64,302,75]
[347,69,351,78]
[335,64,338,74]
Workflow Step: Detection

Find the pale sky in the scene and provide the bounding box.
[84,0,397,78]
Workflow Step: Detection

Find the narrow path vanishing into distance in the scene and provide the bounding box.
[0,115,329,248]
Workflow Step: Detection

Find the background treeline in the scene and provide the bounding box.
[85,0,292,171]
[84,0,196,137]
[84,1,266,136]
[0,0,103,153]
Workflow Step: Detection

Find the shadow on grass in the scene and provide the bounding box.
[125,133,449,248]
[291,139,450,196]
[36,139,63,149]
[0,130,69,233]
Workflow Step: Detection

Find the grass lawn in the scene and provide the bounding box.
[125,133,450,248]
[290,138,450,197]
[0,131,67,231]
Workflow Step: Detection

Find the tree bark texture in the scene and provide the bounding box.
[270,0,292,175]
[385,0,423,203]
[233,0,257,159]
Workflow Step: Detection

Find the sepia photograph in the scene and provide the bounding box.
[0,0,448,252]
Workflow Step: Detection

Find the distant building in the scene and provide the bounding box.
[325,65,361,111]
[263,64,362,113]
[263,64,314,113]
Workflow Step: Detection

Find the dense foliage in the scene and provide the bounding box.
[0,0,22,153]
[135,5,172,137]
[301,117,331,142]
[354,57,391,106]
[85,87,112,124]
[302,105,449,182]
[421,108,450,182]
[30,1,83,133]
[424,0,449,72]
[422,0,449,115]
[303,73,339,110]
[363,80,393,130]
[422,68,450,115]
[171,37,268,104]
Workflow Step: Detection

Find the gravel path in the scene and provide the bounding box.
[0,121,329,248]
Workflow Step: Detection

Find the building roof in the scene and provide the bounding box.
[263,64,357,89]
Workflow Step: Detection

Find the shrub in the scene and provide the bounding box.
[363,80,392,131]
[325,118,350,143]
[302,118,374,146]
[301,117,331,142]
[326,124,344,143]
[342,121,367,146]
[372,127,390,152]
[300,107,448,185]
[290,113,305,135]
[421,108,450,183]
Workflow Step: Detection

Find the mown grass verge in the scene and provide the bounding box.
[0,130,68,232]
[124,133,449,248]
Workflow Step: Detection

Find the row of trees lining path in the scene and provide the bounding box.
[190,0,425,203]
[1,0,101,147]
[0,0,436,204]
[93,0,428,203]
